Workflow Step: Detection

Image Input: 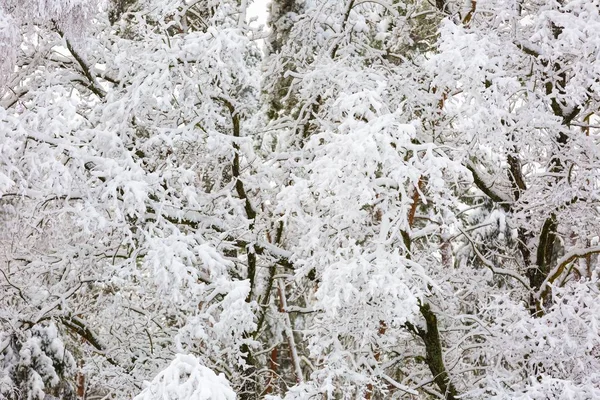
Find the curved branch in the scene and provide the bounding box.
[59,316,120,367]
[536,245,600,302]
[458,227,530,289]
[466,162,512,207]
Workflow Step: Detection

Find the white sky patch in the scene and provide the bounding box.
[247,0,270,29]
[247,0,270,50]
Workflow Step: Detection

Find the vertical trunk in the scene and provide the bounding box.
[277,279,303,384]
[407,304,458,400]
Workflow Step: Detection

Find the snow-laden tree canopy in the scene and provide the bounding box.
[1,0,600,399]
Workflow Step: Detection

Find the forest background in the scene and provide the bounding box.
[1,0,600,399]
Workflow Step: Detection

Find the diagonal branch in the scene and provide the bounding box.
[53,23,107,99]
[59,315,120,367]
[466,162,512,208]
[458,227,530,289]
[536,245,600,302]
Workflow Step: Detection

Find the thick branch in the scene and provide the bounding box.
[536,246,600,303]
[59,316,119,367]
[466,162,511,207]
[533,214,557,289]
[506,153,527,201]
[406,304,458,400]
[277,279,303,383]
[215,97,258,301]
[54,25,106,99]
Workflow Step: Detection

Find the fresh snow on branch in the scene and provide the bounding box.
[134,354,236,400]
